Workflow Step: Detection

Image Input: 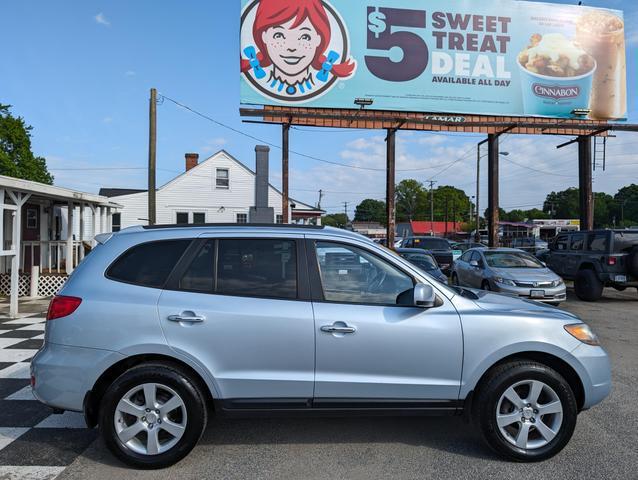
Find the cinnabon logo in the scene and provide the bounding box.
[532,83,580,100]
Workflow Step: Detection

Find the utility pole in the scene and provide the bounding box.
[317,189,324,210]
[444,196,449,237]
[343,202,349,222]
[427,180,436,236]
[452,201,457,236]
[476,138,488,242]
[386,128,397,248]
[148,88,157,225]
[282,124,290,223]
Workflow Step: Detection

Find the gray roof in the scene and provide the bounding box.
[99,188,147,197]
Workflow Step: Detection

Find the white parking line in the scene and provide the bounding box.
[0,363,31,379]
[0,427,29,450]
[5,385,34,401]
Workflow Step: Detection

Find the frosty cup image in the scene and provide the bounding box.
[518,33,596,117]
[575,10,626,119]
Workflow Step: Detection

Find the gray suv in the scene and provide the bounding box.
[32,225,610,468]
[547,229,638,301]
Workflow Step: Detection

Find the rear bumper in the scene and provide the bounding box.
[31,342,123,412]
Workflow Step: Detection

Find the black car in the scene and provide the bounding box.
[547,229,638,301]
[399,236,454,273]
[396,248,448,284]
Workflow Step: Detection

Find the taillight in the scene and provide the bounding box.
[47,296,82,320]
[607,256,617,266]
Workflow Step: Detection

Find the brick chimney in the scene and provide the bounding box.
[185,153,199,172]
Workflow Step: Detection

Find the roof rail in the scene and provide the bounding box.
[142,223,325,230]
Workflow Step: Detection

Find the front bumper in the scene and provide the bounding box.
[492,282,567,303]
[31,342,123,412]
[570,343,612,410]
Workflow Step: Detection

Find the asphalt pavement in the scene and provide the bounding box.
[33,288,638,479]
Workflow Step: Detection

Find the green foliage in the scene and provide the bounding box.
[614,184,638,227]
[354,198,386,224]
[543,188,580,219]
[0,104,53,184]
[322,213,348,228]
[396,179,426,221]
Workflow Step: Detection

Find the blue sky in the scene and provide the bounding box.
[1,0,637,216]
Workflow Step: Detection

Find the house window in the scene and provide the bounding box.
[176,212,189,224]
[112,213,122,232]
[276,215,284,224]
[216,168,229,189]
[26,208,38,229]
[236,213,248,224]
[193,212,206,224]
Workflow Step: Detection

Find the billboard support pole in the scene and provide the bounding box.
[148,88,157,226]
[282,123,290,224]
[476,138,488,242]
[386,128,396,249]
[487,134,500,248]
[578,136,594,230]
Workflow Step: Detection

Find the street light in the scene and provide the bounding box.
[475,141,510,241]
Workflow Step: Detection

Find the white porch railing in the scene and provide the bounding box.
[21,240,83,273]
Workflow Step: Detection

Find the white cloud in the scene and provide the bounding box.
[201,137,228,152]
[94,12,110,26]
[103,116,113,124]
[124,70,136,77]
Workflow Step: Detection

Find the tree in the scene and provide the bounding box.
[321,213,348,228]
[396,179,426,222]
[543,188,580,219]
[593,192,614,228]
[0,104,53,184]
[614,184,638,227]
[431,185,471,223]
[354,199,386,224]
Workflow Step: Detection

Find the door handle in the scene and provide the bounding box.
[321,324,356,334]
[167,313,206,323]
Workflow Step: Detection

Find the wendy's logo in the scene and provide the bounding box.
[240,0,356,103]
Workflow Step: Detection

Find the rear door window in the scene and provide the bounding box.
[217,239,297,299]
[554,235,569,251]
[107,240,191,288]
[570,234,585,251]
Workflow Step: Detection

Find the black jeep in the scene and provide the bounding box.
[547,229,638,301]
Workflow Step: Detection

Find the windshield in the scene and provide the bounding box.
[412,238,450,250]
[483,251,544,268]
[401,253,438,271]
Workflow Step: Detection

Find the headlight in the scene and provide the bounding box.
[564,323,600,346]
[494,276,516,287]
[552,279,564,288]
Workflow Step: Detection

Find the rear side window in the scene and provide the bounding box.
[554,235,569,251]
[179,240,215,292]
[588,234,608,252]
[107,240,191,288]
[570,234,585,251]
[217,239,297,299]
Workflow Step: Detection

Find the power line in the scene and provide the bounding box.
[159,94,471,173]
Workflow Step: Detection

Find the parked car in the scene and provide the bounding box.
[451,241,488,252]
[32,225,609,468]
[396,248,448,284]
[451,248,566,305]
[546,229,638,301]
[511,237,550,256]
[399,236,455,273]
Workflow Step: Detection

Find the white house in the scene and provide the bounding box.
[100,149,323,229]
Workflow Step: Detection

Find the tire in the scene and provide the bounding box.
[474,361,578,462]
[574,269,604,302]
[628,246,638,278]
[99,362,208,469]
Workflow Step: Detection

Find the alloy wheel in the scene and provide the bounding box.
[114,383,187,455]
[496,379,563,450]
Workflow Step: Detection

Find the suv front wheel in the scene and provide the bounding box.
[99,362,208,469]
[574,269,604,302]
[474,361,577,461]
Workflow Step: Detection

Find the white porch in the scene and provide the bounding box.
[0,175,120,317]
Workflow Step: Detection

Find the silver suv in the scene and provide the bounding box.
[31,225,610,468]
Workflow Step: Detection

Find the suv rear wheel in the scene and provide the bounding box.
[574,269,604,302]
[99,362,208,469]
[474,361,577,461]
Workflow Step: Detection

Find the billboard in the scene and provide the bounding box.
[240,0,627,120]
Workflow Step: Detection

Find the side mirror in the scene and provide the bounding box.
[469,260,479,268]
[413,283,436,308]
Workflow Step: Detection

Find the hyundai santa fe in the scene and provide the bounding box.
[31,225,610,469]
